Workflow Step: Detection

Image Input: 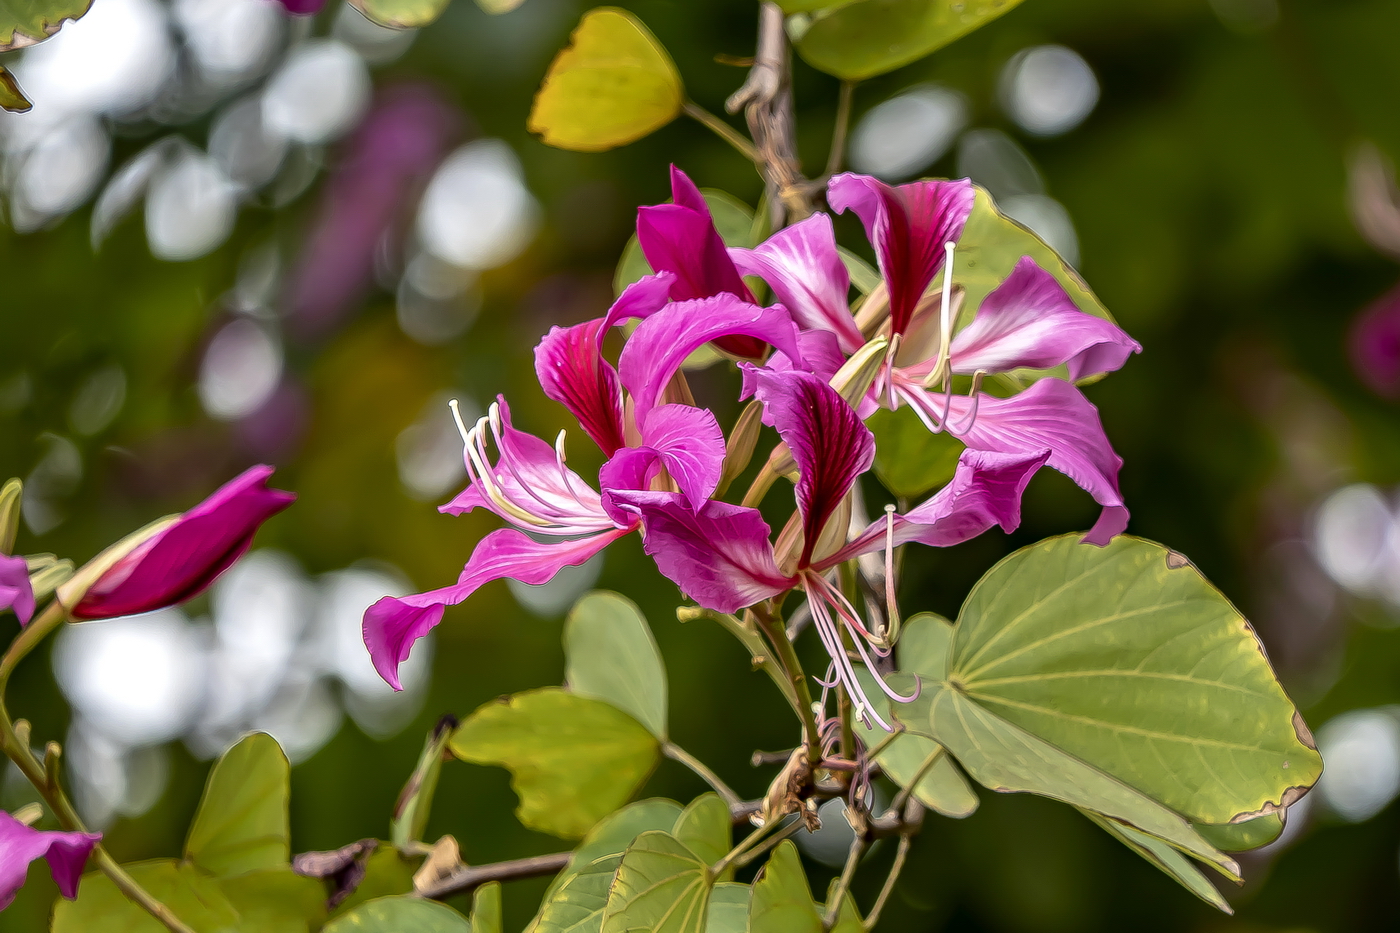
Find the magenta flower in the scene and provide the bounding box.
[362,288,807,689]
[635,167,768,360]
[1349,281,1400,399]
[741,176,1141,544]
[610,368,1049,729]
[0,555,33,627]
[0,811,100,910]
[276,0,325,14]
[71,466,295,621]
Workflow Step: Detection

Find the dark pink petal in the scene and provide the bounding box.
[1348,281,1400,399]
[747,368,874,565]
[535,320,627,455]
[0,811,101,908]
[618,295,803,425]
[277,0,325,12]
[830,450,1049,564]
[608,491,790,614]
[599,272,677,331]
[72,466,295,620]
[0,555,34,627]
[827,173,974,337]
[599,404,725,514]
[948,257,1140,380]
[668,163,709,214]
[363,527,628,689]
[730,214,864,353]
[905,378,1128,544]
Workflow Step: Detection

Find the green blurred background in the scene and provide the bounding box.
[4,0,1400,929]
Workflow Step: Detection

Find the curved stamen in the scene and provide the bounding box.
[944,370,987,438]
[920,241,959,391]
[882,504,901,648]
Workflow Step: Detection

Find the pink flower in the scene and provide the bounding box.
[71,466,295,620]
[0,811,101,910]
[1349,281,1400,399]
[0,556,33,627]
[276,0,325,14]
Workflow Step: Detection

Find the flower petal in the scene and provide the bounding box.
[730,213,863,353]
[535,320,627,456]
[747,368,874,564]
[0,811,101,907]
[828,173,974,337]
[903,378,1128,543]
[71,466,295,620]
[831,449,1049,563]
[599,404,726,514]
[599,272,677,331]
[608,490,791,614]
[0,555,34,627]
[949,257,1140,380]
[363,527,628,690]
[618,295,803,425]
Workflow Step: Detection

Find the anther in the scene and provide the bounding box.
[448,399,471,445]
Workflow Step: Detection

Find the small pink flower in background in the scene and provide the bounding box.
[71,466,295,621]
[1349,282,1400,399]
[0,811,101,910]
[276,0,326,14]
[0,555,33,626]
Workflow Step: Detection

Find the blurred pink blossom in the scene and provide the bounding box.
[1349,281,1400,399]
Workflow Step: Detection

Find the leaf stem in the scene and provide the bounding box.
[863,833,912,929]
[663,742,742,809]
[823,80,856,180]
[731,817,806,872]
[416,851,573,900]
[751,603,823,766]
[683,101,761,163]
[823,835,867,930]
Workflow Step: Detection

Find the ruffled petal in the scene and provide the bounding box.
[948,257,1141,380]
[618,295,803,425]
[609,490,791,614]
[828,173,975,337]
[363,527,628,689]
[600,272,677,331]
[535,320,627,456]
[0,811,101,908]
[600,404,726,517]
[746,368,874,565]
[730,213,863,353]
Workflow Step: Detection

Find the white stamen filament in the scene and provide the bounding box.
[448,398,471,444]
[883,504,901,647]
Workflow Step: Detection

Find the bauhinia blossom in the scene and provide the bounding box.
[0,555,33,626]
[71,466,295,620]
[0,811,100,910]
[610,368,1049,730]
[362,286,808,690]
[738,172,1141,544]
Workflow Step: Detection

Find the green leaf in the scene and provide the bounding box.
[566,591,668,739]
[837,248,879,297]
[350,0,450,28]
[1080,811,1232,913]
[867,406,965,499]
[902,681,1238,878]
[794,0,1028,81]
[672,793,731,867]
[535,853,622,933]
[529,7,683,152]
[1195,813,1286,851]
[472,882,504,933]
[0,0,92,53]
[392,716,456,851]
[53,860,239,933]
[476,0,526,13]
[822,881,863,933]
[705,883,749,933]
[220,868,330,932]
[546,798,686,902]
[451,688,660,838]
[601,831,712,933]
[323,895,472,932]
[748,841,820,933]
[329,847,419,919]
[948,534,1322,825]
[614,190,757,296]
[184,732,290,877]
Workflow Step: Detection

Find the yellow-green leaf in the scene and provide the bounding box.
[1080,811,1232,913]
[451,688,660,838]
[748,841,820,933]
[867,406,965,499]
[529,7,683,152]
[350,0,451,29]
[566,591,668,739]
[184,733,290,878]
[0,65,30,113]
[672,793,731,867]
[476,0,526,13]
[0,0,92,53]
[472,882,504,933]
[601,831,712,933]
[324,895,472,932]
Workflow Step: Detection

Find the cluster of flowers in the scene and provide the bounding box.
[362,167,1140,729]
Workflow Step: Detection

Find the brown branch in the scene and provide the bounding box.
[417,851,573,900]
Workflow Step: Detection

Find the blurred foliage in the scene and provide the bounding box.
[6,0,1400,930]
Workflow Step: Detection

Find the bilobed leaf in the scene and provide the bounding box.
[748,841,820,933]
[672,793,731,867]
[535,853,622,933]
[53,860,239,933]
[546,798,686,902]
[473,882,504,933]
[1080,810,1231,913]
[567,591,669,739]
[601,831,712,933]
[949,535,1322,826]
[391,716,457,851]
[184,732,290,877]
[529,7,683,152]
[0,0,91,52]
[1195,812,1286,851]
[323,895,472,932]
[614,190,757,295]
[867,406,966,499]
[451,688,660,838]
[705,883,749,933]
[350,0,451,29]
[220,868,330,932]
[795,0,1028,81]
